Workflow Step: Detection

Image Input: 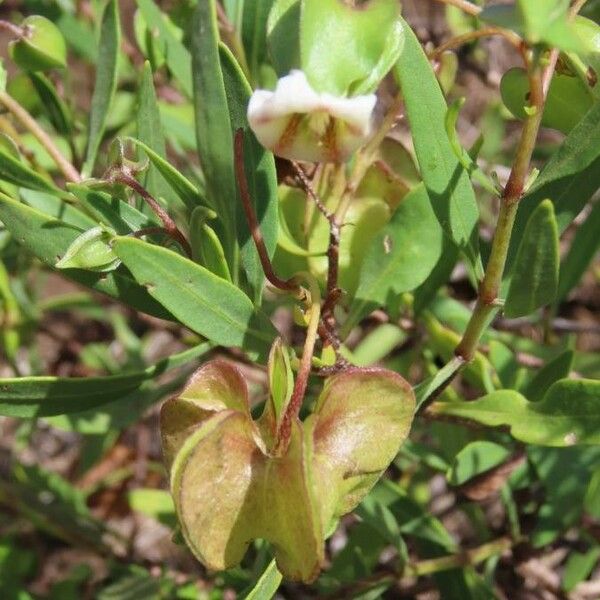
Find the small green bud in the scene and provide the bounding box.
[9,16,67,72]
[56,227,120,272]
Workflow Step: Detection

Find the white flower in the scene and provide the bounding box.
[247,70,377,163]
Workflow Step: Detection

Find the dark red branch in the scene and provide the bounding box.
[110,172,192,257]
[234,129,300,293]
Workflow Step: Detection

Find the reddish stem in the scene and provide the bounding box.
[234,129,300,293]
[110,172,192,257]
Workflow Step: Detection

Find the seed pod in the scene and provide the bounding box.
[9,15,67,72]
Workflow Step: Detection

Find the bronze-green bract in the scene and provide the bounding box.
[161,360,415,582]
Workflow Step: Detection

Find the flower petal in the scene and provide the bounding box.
[247,70,376,162]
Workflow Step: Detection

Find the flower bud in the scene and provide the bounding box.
[9,15,67,72]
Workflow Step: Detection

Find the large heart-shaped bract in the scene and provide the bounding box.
[161,360,415,582]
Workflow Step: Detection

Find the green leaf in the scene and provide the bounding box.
[301,0,403,95]
[447,441,511,486]
[56,226,120,272]
[509,100,600,272]
[137,0,192,97]
[267,0,301,77]
[584,467,600,519]
[413,235,460,315]
[191,0,237,268]
[350,324,406,367]
[112,236,276,360]
[136,62,170,205]
[345,185,443,331]
[189,206,232,280]
[242,0,275,80]
[0,344,208,418]
[46,370,196,435]
[128,489,176,528]
[127,138,203,212]
[242,560,282,600]
[258,338,294,447]
[394,19,481,273]
[0,464,110,552]
[0,144,62,194]
[562,546,600,592]
[220,44,278,302]
[528,446,600,546]
[29,72,73,135]
[481,1,582,53]
[413,357,464,410]
[558,200,600,301]
[0,192,173,320]
[505,199,559,318]
[82,0,121,176]
[67,183,158,234]
[430,378,600,446]
[501,68,593,135]
[517,0,582,51]
[524,350,573,402]
[20,188,96,229]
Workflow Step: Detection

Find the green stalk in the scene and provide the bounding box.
[455,61,545,361]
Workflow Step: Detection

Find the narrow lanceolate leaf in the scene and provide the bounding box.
[508,101,600,273]
[394,19,481,274]
[191,0,237,269]
[0,344,209,418]
[20,189,96,229]
[0,193,173,320]
[0,145,61,195]
[429,378,600,446]
[127,138,204,212]
[137,0,193,97]
[67,183,158,234]
[524,350,574,403]
[242,0,275,80]
[446,441,511,487]
[243,560,282,600]
[220,44,278,302]
[29,72,73,135]
[137,61,170,204]
[345,185,443,332]
[82,0,121,176]
[558,200,600,301]
[505,199,559,318]
[112,237,277,360]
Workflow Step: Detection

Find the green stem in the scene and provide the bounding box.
[455,60,545,361]
[0,90,81,183]
[404,536,512,577]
